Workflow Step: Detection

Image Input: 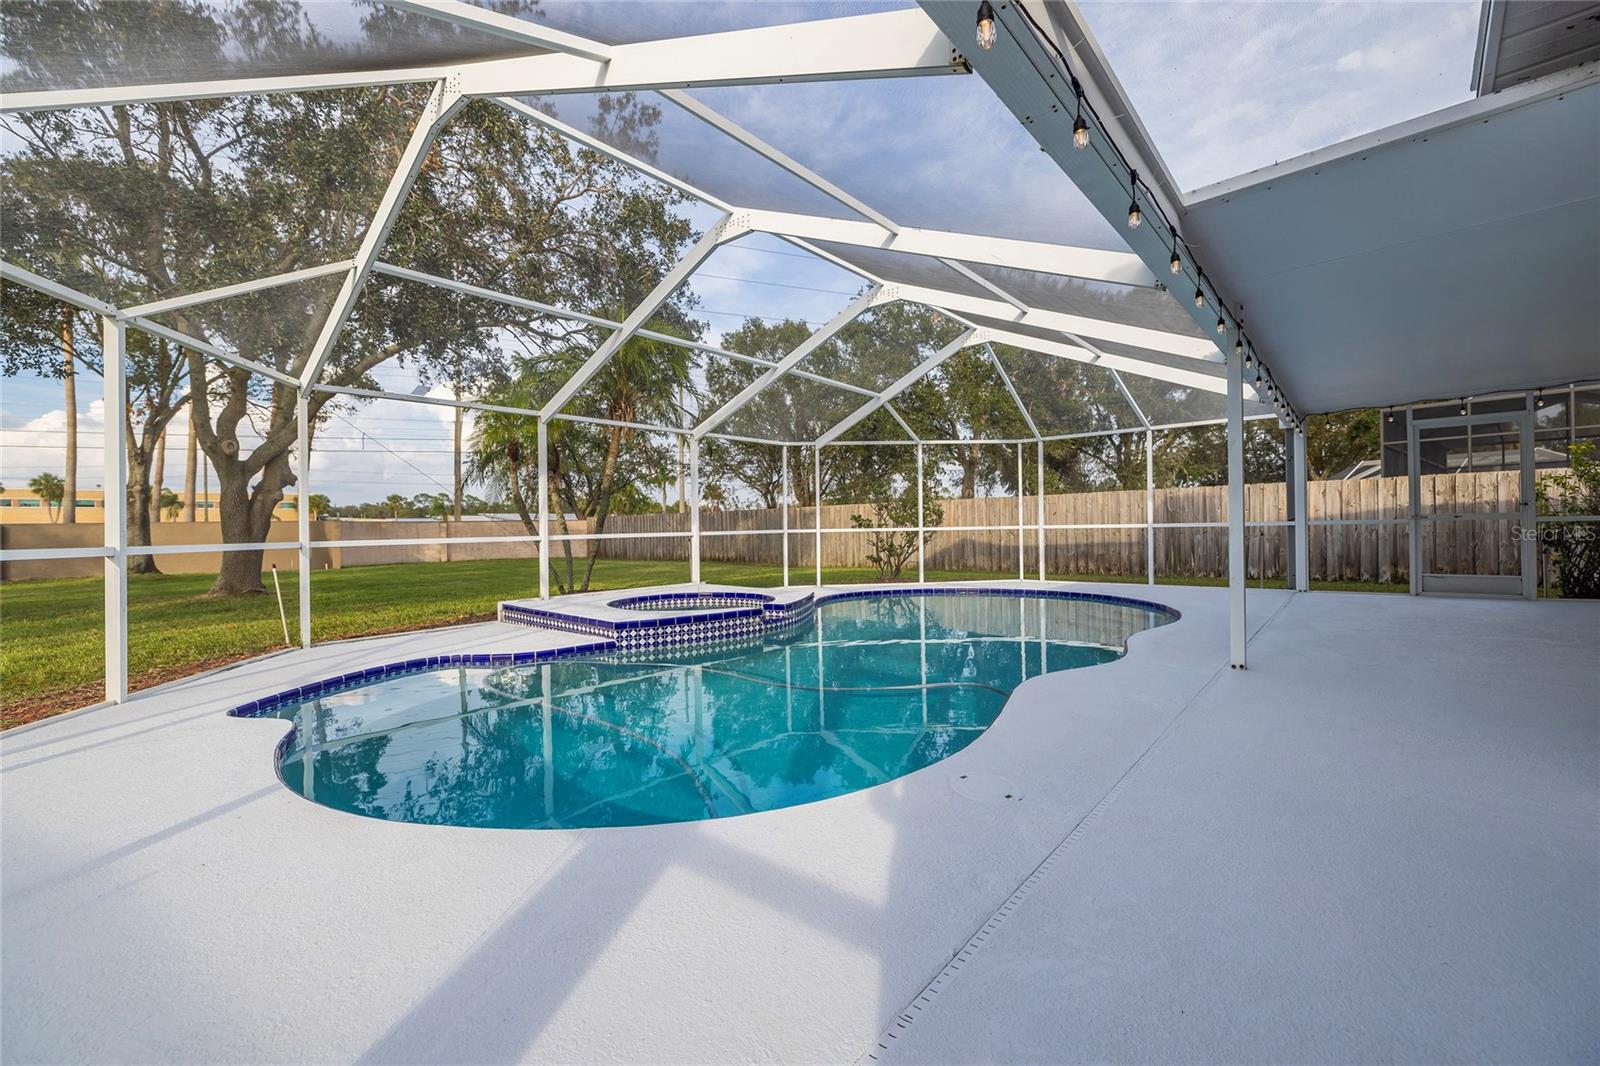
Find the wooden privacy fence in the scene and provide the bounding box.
[599,471,1553,583]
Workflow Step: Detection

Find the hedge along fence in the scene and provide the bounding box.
[598,471,1557,583]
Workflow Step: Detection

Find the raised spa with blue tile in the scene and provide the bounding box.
[237,588,1176,829]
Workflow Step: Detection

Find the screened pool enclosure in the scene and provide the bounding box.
[3,0,1594,707]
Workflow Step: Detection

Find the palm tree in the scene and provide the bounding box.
[469,327,694,594]
[28,472,65,522]
[384,494,409,519]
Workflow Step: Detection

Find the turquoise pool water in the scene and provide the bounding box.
[269,591,1175,829]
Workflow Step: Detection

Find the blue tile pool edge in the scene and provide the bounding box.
[229,585,1179,721]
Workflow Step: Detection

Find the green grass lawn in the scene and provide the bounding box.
[0,557,1405,726]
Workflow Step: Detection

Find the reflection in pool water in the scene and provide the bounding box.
[269,591,1174,829]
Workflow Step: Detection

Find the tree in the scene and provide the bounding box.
[4,7,692,597]
[383,494,410,518]
[850,494,944,580]
[1,284,98,525]
[28,472,64,521]
[307,493,330,520]
[1536,440,1600,598]
[160,488,182,521]
[468,323,698,594]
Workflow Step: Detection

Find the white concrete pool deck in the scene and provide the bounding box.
[3,582,1596,1063]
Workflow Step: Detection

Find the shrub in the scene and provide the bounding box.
[1536,440,1600,598]
[850,494,944,581]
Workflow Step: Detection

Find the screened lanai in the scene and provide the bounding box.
[1,0,1304,708]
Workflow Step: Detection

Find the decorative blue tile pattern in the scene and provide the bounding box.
[230,585,1171,720]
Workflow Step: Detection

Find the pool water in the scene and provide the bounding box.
[269,591,1175,829]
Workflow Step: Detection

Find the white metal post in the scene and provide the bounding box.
[1146,429,1156,586]
[1226,346,1248,669]
[1406,405,1421,595]
[814,447,823,586]
[781,444,790,587]
[916,443,926,584]
[1521,391,1537,600]
[296,391,312,647]
[102,317,128,704]
[1292,425,1310,592]
[1016,443,1026,580]
[537,418,550,600]
[1036,441,1046,582]
[689,437,702,584]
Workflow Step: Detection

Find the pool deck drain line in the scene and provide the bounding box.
[860,593,1295,1063]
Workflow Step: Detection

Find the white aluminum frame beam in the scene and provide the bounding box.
[541,214,743,419]
[975,323,1227,394]
[117,261,355,319]
[457,9,965,97]
[693,286,886,439]
[891,284,1218,361]
[984,343,1044,440]
[739,209,1155,287]
[367,261,876,397]
[377,0,613,62]
[0,66,452,114]
[816,329,981,446]
[300,81,464,389]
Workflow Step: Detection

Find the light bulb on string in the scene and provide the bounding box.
[1216,316,1226,336]
[1459,398,1468,416]
[1536,390,1546,408]
[1071,80,1089,150]
[1126,171,1141,229]
[1386,408,1395,423]
[1235,337,1244,357]
[1169,232,1182,274]
[975,0,997,49]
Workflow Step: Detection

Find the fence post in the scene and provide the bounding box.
[781,443,790,587]
[1146,429,1155,586]
[1036,440,1046,582]
[537,417,549,599]
[916,442,925,583]
[102,316,128,704]
[296,390,312,647]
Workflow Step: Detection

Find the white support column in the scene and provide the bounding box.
[1521,391,1538,600]
[1146,429,1156,586]
[1016,444,1026,581]
[102,317,128,704]
[296,391,312,647]
[301,81,462,389]
[689,437,702,585]
[1292,425,1310,592]
[814,447,824,587]
[781,444,791,587]
[537,418,550,600]
[916,443,926,584]
[550,217,739,421]
[1226,347,1248,669]
[1036,441,1046,582]
[1406,405,1421,596]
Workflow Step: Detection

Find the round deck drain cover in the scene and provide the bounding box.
[950,771,1024,803]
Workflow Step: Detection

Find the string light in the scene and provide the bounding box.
[1459,398,1468,416]
[1386,408,1395,423]
[1536,390,1546,408]
[1126,171,1141,229]
[1234,337,1244,356]
[1215,316,1226,336]
[1071,79,1089,149]
[1169,232,1182,274]
[1244,349,1254,370]
[975,1,997,49]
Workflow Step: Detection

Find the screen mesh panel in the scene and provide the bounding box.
[518,91,870,220]
[962,264,1205,338]
[469,0,912,47]
[1,85,429,306]
[0,1,544,93]
[1077,0,1479,192]
[895,347,1033,441]
[992,344,1144,436]
[683,74,1127,249]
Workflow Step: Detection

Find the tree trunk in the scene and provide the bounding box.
[126,447,162,575]
[207,452,291,597]
[61,312,78,525]
[151,428,166,523]
[578,427,625,592]
[183,404,198,521]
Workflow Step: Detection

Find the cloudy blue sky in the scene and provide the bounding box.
[1,0,1482,504]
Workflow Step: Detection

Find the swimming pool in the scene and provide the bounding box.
[248,589,1176,829]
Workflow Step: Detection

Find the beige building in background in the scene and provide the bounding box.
[0,487,300,524]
